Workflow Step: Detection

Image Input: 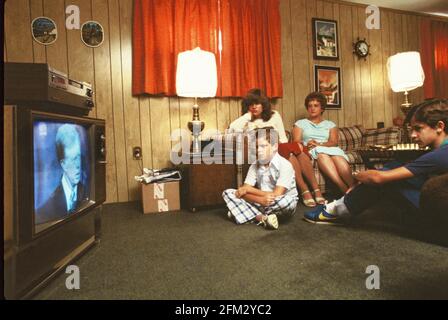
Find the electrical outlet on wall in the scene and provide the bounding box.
[133,147,142,160]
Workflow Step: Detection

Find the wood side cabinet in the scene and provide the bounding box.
[180,162,238,211]
[174,138,251,212]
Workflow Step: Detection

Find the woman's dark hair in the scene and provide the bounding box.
[241,88,273,121]
[405,99,448,133]
[304,92,327,113]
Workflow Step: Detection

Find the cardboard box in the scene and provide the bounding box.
[141,181,180,214]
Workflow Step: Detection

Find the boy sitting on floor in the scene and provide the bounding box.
[304,99,448,224]
[222,127,298,230]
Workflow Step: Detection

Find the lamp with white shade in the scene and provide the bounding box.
[176,47,218,153]
[387,51,425,115]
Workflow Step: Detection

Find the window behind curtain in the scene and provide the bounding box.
[132,0,283,98]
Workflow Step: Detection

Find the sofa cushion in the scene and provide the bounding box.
[362,126,402,146]
[345,150,364,165]
[338,125,364,151]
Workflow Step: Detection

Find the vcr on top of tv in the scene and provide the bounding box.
[4,62,94,116]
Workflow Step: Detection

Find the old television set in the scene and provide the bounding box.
[4,106,106,299]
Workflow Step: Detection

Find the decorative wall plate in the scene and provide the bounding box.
[81,21,104,47]
[31,17,57,45]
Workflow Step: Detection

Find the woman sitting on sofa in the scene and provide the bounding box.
[229,88,324,207]
[229,88,288,142]
[293,92,355,194]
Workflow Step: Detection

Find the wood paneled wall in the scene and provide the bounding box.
[4,0,437,203]
[280,0,426,130]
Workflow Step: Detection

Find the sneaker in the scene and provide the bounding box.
[303,205,342,225]
[266,214,279,230]
[258,214,279,230]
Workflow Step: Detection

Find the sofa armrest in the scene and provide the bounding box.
[420,173,448,214]
[418,173,448,246]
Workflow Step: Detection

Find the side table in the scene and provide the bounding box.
[175,151,250,212]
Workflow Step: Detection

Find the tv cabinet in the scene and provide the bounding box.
[3,105,104,299]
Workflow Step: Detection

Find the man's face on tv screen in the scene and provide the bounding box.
[61,142,81,186]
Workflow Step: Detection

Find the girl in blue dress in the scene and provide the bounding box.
[293,92,355,194]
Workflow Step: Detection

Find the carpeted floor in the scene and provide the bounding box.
[33,201,448,300]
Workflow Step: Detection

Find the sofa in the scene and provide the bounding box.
[418,172,448,246]
[311,125,404,194]
[214,125,403,195]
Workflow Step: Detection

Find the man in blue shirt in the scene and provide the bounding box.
[304,99,448,224]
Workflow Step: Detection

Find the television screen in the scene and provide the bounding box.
[33,120,92,233]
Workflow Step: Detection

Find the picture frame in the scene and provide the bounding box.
[314,65,342,109]
[81,21,104,48]
[31,17,57,45]
[312,18,339,60]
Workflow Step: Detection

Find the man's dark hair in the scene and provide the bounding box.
[405,99,448,133]
[304,92,327,113]
[241,88,273,121]
[253,126,279,146]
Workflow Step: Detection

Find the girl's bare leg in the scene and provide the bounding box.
[317,154,349,193]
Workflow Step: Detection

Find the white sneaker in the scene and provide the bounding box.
[227,211,233,220]
[263,214,279,230]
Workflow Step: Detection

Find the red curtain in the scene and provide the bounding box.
[133,0,220,96]
[420,18,448,99]
[432,21,448,99]
[219,0,282,97]
[420,18,435,98]
[132,0,283,98]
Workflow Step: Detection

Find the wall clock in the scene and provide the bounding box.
[353,37,370,60]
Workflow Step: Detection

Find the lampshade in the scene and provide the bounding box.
[176,47,218,98]
[387,51,425,92]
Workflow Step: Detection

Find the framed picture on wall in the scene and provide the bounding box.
[312,18,339,60]
[314,65,341,109]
